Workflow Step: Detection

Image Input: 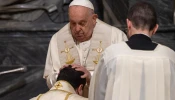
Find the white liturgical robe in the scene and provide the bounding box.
[89,42,175,100]
[44,19,127,87]
[30,81,88,100]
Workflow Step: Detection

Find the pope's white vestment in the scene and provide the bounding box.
[43,19,127,87]
[30,81,88,100]
[89,42,175,100]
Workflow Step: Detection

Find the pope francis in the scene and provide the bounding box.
[43,0,127,88]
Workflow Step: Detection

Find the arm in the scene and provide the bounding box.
[44,34,61,88]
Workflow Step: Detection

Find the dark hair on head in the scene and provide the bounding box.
[57,65,86,90]
[127,1,157,31]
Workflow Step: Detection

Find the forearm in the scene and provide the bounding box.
[45,72,58,88]
[86,70,93,86]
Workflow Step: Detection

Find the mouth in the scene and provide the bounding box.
[76,35,83,38]
[75,35,84,41]
[73,32,84,40]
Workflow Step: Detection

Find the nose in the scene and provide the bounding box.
[75,24,81,32]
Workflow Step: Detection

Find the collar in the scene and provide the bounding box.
[50,80,76,94]
[126,34,157,50]
[129,34,152,43]
[76,39,91,45]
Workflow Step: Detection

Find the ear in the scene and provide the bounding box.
[126,19,132,29]
[78,84,83,92]
[92,14,98,24]
[77,84,83,96]
[126,19,132,38]
[152,24,159,35]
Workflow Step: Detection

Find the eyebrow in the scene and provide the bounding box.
[70,19,87,23]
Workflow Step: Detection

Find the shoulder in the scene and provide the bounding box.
[96,19,127,41]
[111,26,124,34]
[105,42,127,52]
[103,42,127,61]
[158,44,175,52]
[157,44,175,61]
[52,23,70,37]
[96,19,111,27]
[50,23,70,40]
[97,19,122,32]
[96,19,122,32]
[57,23,70,33]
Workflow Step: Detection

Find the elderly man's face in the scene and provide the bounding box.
[69,6,97,42]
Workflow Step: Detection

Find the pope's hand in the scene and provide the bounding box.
[71,64,91,85]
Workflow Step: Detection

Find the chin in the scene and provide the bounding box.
[76,38,85,42]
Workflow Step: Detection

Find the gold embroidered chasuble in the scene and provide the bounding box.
[56,19,112,71]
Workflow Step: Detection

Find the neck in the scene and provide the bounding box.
[130,28,152,38]
[133,32,150,37]
[75,39,91,45]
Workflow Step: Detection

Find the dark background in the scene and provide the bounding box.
[0,0,174,100]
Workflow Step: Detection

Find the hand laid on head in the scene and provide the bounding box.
[71,64,91,78]
[72,64,91,85]
[60,64,91,85]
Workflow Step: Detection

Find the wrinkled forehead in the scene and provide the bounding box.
[69,6,92,18]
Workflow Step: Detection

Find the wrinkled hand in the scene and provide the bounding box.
[71,64,91,85]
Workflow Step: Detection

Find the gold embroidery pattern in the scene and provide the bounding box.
[61,41,75,64]
[50,89,72,100]
[65,92,72,100]
[92,41,103,64]
[54,81,63,89]
[37,94,43,100]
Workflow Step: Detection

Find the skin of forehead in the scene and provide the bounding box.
[69,6,92,19]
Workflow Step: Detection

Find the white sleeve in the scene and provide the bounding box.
[43,34,61,88]
[89,52,108,100]
[89,50,117,100]
[95,60,108,100]
[43,40,53,79]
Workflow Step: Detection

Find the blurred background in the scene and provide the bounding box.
[0,0,174,100]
